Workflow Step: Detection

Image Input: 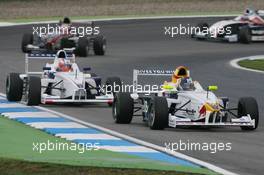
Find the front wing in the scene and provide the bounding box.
[41,95,113,104]
[169,115,255,128]
[192,33,239,42]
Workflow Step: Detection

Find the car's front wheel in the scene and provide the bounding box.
[75,37,89,57]
[105,77,122,95]
[239,26,251,44]
[238,97,259,130]
[192,22,209,39]
[112,92,134,124]
[26,76,41,106]
[93,36,106,55]
[148,97,168,130]
[21,33,33,53]
[6,73,23,101]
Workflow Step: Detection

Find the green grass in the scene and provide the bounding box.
[238,59,264,71]
[0,158,207,175]
[0,116,217,175]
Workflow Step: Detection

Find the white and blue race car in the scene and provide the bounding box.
[6,50,120,106]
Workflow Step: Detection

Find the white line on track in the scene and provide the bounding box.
[2,112,59,118]
[100,146,158,153]
[0,103,30,108]
[27,122,86,129]
[230,55,264,74]
[56,133,121,140]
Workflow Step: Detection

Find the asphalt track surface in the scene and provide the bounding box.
[0,17,263,175]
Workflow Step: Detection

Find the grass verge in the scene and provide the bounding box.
[0,158,206,175]
[238,59,264,71]
[0,116,216,175]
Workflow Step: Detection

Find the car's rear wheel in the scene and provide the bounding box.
[238,97,259,130]
[26,76,41,106]
[239,26,251,44]
[113,92,134,124]
[60,38,75,49]
[105,77,122,94]
[21,33,33,53]
[75,37,88,57]
[93,36,106,55]
[6,73,23,101]
[148,97,168,130]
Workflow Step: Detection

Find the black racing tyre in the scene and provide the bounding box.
[196,22,209,32]
[93,36,106,55]
[6,73,23,101]
[112,92,134,124]
[148,97,168,130]
[238,97,259,130]
[21,33,33,53]
[75,37,88,57]
[239,26,251,44]
[105,77,122,94]
[26,76,41,106]
[60,38,75,49]
[191,22,209,39]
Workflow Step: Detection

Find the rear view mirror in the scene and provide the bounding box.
[162,84,175,90]
[208,85,218,91]
[43,67,51,71]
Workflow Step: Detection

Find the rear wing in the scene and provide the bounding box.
[132,69,174,93]
[25,51,75,75]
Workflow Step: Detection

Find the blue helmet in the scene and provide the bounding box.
[180,77,194,91]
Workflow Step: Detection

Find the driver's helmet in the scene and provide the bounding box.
[63,17,71,24]
[179,77,194,91]
[59,17,71,25]
[171,66,190,83]
[244,8,254,16]
[59,17,71,34]
[57,50,72,72]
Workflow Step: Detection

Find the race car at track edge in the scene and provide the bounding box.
[112,67,259,131]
